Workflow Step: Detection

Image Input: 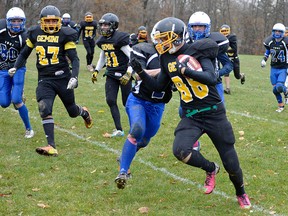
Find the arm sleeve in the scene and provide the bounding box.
[14,45,33,69]
[183,57,218,85]
[138,69,171,91]
[121,45,132,58]
[66,49,80,78]
[95,50,106,71]
[217,53,233,76]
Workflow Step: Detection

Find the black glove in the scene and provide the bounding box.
[130,58,143,74]
[176,57,189,74]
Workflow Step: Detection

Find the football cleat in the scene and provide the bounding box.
[240,73,246,85]
[276,106,284,113]
[103,129,124,138]
[204,162,220,194]
[192,140,201,151]
[237,193,252,209]
[36,145,58,156]
[87,64,94,72]
[25,129,34,139]
[224,88,231,95]
[116,157,132,179]
[82,107,93,128]
[284,93,288,105]
[115,173,128,189]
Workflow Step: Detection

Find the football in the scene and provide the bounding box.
[177,54,202,72]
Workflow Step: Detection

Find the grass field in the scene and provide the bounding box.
[0,44,287,216]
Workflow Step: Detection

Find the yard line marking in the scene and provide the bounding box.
[55,125,284,216]
[9,108,286,215]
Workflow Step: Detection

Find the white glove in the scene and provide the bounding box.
[67,77,78,89]
[261,59,266,68]
[8,68,16,77]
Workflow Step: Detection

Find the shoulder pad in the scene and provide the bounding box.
[0,19,7,32]
[264,36,273,46]
[114,31,130,47]
[209,32,229,45]
[228,34,237,43]
[133,42,155,55]
[92,20,98,27]
[62,27,78,42]
[69,21,77,27]
[189,38,219,59]
[283,37,288,44]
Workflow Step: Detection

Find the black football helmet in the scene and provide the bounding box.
[40,5,61,34]
[153,17,186,54]
[85,12,93,22]
[98,13,119,37]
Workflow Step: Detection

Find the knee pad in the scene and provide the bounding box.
[38,100,52,118]
[275,83,285,93]
[130,123,145,140]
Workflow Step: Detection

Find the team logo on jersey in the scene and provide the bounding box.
[37,35,59,43]
[101,44,115,51]
[168,61,177,73]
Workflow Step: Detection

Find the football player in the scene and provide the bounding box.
[0,7,34,138]
[137,26,148,43]
[261,23,288,112]
[115,26,173,189]
[78,12,98,72]
[131,17,251,209]
[187,11,233,101]
[8,5,93,156]
[61,13,79,32]
[91,13,132,138]
[220,24,245,94]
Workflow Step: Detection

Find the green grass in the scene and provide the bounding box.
[0,46,287,216]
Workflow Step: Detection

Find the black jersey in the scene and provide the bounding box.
[263,36,288,69]
[78,20,97,40]
[0,19,26,68]
[62,20,78,32]
[227,34,238,58]
[25,25,78,79]
[96,31,130,78]
[139,38,221,110]
[131,42,172,103]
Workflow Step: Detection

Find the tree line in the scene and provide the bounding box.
[1,0,288,55]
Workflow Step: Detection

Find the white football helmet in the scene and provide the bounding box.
[272,23,285,39]
[187,11,211,40]
[6,7,26,33]
[62,13,71,25]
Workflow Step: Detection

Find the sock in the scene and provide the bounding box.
[18,105,32,130]
[42,118,55,148]
[78,105,89,119]
[229,168,245,196]
[119,138,137,174]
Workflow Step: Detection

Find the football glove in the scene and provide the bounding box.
[8,67,16,77]
[91,70,98,83]
[176,57,189,74]
[130,58,143,74]
[119,71,132,85]
[67,77,78,89]
[261,59,266,68]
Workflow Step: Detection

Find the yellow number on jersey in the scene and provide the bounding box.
[36,46,60,66]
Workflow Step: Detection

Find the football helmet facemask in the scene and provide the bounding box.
[187,11,211,40]
[220,24,230,37]
[137,26,148,42]
[98,13,119,37]
[272,23,285,39]
[6,7,26,33]
[153,17,186,54]
[40,5,61,34]
[85,12,93,22]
